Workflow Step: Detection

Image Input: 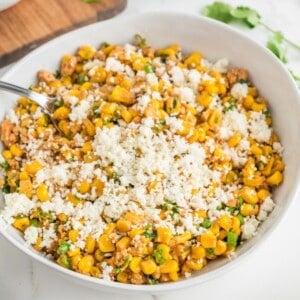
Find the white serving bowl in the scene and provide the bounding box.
[1,12,300,295]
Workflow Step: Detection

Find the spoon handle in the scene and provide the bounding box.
[0,80,49,113]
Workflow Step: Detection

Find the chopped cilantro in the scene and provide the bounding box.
[112,171,121,184]
[224,100,236,112]
[0,161,10,171]
[101,42,110,48]
[148,276,159,285]
[58,254,71,269]
[142,224,156,239]
[201,218,212,229]
[172,97,178,109]
[263,110,271,118]
[55,70,61,79]
[227,231,238,247]
[134,34,147,48]
[30,218,39,227]
[237,214,245,225]
[161,203,169,211]
[92,106,100,118]
[51,99,64,110]
[144,62,155,74]
[153,248,166,265]
[206,248,214,255]
[76,74,86,84]
[58,241,71,254]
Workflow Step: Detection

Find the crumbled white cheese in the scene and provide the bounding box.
[231,83,248,99]
[146,73,158,86]
[1,193,35,223]
[219,110,248,139]
[242,216,259,240]
[24,226,39,245]
[69,99,91,123]
[249,111,271,143]
[105,57,125,73]
[273,142,284,154]
[169,66,185,85]
[174,86,195,105]
[101,262,113,281]
[136,94,151,113]
[258,197,275,221]
[187,69,201,91]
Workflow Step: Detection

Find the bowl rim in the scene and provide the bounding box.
[1,11,300,293]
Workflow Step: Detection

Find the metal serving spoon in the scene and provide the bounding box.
[0,80,62,134]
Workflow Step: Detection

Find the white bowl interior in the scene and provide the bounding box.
[1,12,300,294]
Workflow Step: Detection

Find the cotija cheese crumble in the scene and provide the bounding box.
[0,36,284,284]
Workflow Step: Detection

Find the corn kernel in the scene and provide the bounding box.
[116,219,131,232]
[98,234,115,252]
[116,236,131,250]
[129,257,142,273]
[141,259,157,275]
[156,227,173,244]
[160,260,179,274]
[200,232,217,248]
[36,183,50,202]
[77,255,94,274]
[85,235,96,254]
[13,217,30,232]
[10,144,23,157]
[266,171,283,185]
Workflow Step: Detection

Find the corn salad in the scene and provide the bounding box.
[0,35,284,284]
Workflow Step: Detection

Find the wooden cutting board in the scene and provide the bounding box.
[0,0,127,67]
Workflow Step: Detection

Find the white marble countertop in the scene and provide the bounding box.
[0,0,300,299]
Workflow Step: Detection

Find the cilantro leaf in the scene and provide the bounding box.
[202,2,233,23]
[230,6,261,28]
[267,31,288,63]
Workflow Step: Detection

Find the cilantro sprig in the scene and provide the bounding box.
[202,2,300,86]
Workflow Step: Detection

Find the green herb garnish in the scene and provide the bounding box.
[267,31,287,63]
[201,218,212,229]
[112,171,121,184]
[55,70,61,79]
[58,254,71,269]
[148,276,159,285]
[92,105,100,118]
[134,34,147,48]
[142,224,157,239]
[224,100,236,112]
[51,99,64,110]
[202,1,300,85]
[144,62,155,74]
[30,218,39,227]
[76,75,86,84]
[58,241,71,255]
[227,231,238,247]
[0,161,10,171]
[153,248,166,265]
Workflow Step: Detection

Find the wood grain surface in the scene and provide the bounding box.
[0,0,127,67]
